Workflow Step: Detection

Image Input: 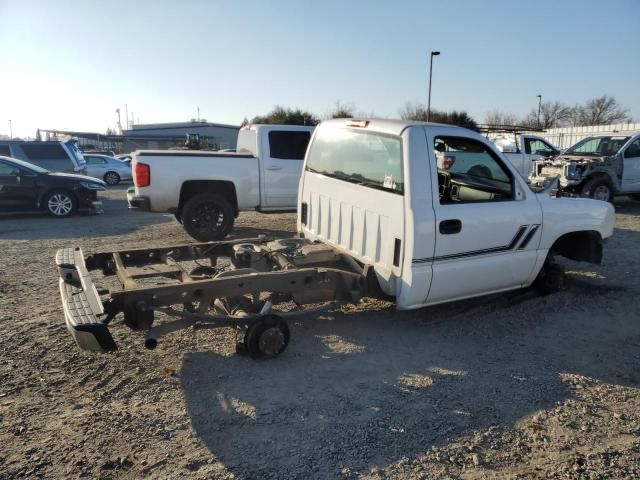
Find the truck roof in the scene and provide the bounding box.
[318,118,476,136]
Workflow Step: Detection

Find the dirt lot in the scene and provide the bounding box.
[1,185,639,479]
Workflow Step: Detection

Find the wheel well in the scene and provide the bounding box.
[550,230,603,265]
[583,172,615,190]
[177,181,238,217]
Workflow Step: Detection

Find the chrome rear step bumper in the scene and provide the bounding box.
[56,247,116,352]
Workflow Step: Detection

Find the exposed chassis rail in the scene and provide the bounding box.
[56,238,370,357]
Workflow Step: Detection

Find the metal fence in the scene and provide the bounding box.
[539,123,640,149]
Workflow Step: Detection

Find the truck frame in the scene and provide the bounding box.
[57,237,374,358]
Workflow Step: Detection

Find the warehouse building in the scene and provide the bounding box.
[122,121,240,152]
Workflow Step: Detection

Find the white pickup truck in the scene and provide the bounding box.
[58,119,615,357]
[127,124,314,241]
[492,133,560,178]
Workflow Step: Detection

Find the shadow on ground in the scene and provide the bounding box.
[179,273,640,478]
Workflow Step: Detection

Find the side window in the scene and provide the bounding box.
[85,156,105,165]
[0,145,11,157]
[624,138,640,158]
[0,162,21,175]
[20,143,69,161]
[268,131,311,160]
[435,136,514,204]
[525,138,553,155]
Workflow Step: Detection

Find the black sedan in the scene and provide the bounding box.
[0,156,106,217]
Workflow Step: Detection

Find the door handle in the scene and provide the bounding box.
[266,166,283,171]
[439,219,462,235]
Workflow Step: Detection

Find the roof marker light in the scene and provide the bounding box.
[346,120,369,128]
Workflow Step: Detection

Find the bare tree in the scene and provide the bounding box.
[328,100,354,119]
[522,101,574,129]
[571,95,630,126]
[483,110,520,126]
[398,102,426,121]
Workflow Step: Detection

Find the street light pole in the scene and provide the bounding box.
[8,120,12,139]
[536,94,542,129]
[427,51,440,122]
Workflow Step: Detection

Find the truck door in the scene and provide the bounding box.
[621,137,640,191]
[0,160,37,212]
[524,136,556,174]
[262,130,311,209]
[424,129,542,304]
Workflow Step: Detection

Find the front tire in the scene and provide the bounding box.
[44,190,76,217]
[181,193,235,241]
[103,171,120,185]
[581,177,613,202]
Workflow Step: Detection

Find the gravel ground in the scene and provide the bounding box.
[1,185,639,479]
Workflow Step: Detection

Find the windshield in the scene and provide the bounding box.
[5,156,50,173]
[305,128,403,194]
[566,136,630,156]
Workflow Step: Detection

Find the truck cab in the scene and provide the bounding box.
[236,124,313,209]
[298,119,613,309]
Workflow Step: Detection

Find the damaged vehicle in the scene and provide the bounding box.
[529,132,640,201]
[56,119,615,358]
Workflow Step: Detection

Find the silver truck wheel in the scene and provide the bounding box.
[581,178,613,202]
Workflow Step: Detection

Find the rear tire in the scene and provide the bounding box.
[103,171,120,185]
[581,177,613,202]
[44,190,76,217]
[181,193,235,241]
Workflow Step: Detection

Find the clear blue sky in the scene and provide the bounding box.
[1,0,639,138]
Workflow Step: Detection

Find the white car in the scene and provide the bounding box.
[84,154,132,185]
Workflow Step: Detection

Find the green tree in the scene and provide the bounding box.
[251,106,320,126]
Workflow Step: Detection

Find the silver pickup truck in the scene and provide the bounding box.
[529,132,640,201]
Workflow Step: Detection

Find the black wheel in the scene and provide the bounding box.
[628,194,640,201]
[243,314,290,359]
[103,171,120,185]
[581,177,613,202]
[44,190,76,217]
[182,193,235,242]
[534,260,567,295]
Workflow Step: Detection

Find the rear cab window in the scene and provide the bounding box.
[305,128,403,194]
[0,145,11,157]
[268,131,311,160]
